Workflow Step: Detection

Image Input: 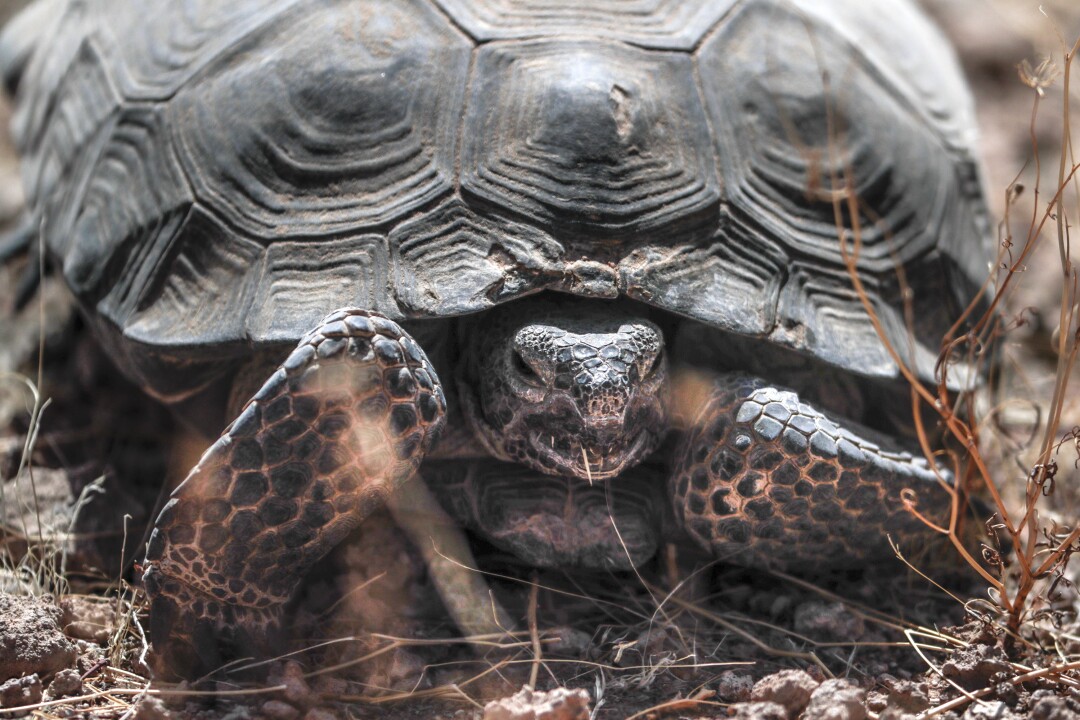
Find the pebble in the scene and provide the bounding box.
[750,669,819,717]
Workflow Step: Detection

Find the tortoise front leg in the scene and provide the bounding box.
[671,373,958,572]
[142,309,446,678]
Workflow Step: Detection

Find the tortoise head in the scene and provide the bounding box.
[459,297,669,480]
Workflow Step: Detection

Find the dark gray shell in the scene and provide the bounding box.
[3,0,990,401]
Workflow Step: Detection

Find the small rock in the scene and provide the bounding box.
[0,593,77,682]
[262,699,301,720]
[483,687,590,720]
[1029,689,1079,720]
[302,709,341,720]
[281,661,311,707]
[726,700,788,720]
[546,627,592,657]
[963,700,1017,719]
[993,676,1019,706]
[793,601,865,641]
[74,639,107,674]
[58,595,116,644]
[368,647,429,692]
[635,627,680,661]
[803,679,866,720]
[748,591,791,618]
[767,595,792,618]
[750,669,819,717]
[46,668,82,698]
[865,689,888,713]
[715,670,754,702]
[878,710,920,720]
[130,696,173,720]
[0,673,43,709]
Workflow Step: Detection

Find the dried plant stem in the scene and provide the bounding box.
[815,17,1080,645]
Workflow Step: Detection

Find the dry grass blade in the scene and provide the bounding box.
[0,373,66,597]
[527,571,542,690]
[622,687,722,720]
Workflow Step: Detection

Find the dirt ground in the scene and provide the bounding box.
[2,2,1080,719]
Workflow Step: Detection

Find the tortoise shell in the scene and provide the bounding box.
[4,0,989,402]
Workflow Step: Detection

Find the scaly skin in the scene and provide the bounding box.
[458,299,669,480]
[143,309,446,678]
[672,373,954,570]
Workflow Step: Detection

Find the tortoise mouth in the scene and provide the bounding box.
[456,369,667,481]
[526,427,655,480]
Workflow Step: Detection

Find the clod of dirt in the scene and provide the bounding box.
[58,595,116,644]
[0,593,77,682]
[749,669,819,718]
[482,687,591,720]
[940,643,1011,691]
[715,669,754,702]
[1029,689,1080,720]
[45,668,81,699]
[0,673,42,709]
[877,677,931,714]
[262,699,301,720]
[130,696,173,720]
[792,601,865,641]
[725,700,789,719]
[802,679,866,720]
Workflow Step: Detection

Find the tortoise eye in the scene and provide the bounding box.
[512,350,541,384]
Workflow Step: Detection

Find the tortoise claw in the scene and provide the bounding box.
[144,568,283,680]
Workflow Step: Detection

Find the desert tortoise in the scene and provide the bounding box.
[0,0,990,677]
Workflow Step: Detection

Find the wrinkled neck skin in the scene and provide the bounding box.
[457,296,670,481]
